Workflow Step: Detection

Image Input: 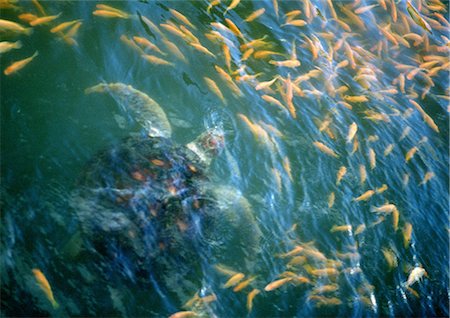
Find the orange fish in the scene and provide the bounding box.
[313,141,338,158]
[246,288,260,312]
[264,277,292,291]
[4,51,38,75]
[32,269,59,309]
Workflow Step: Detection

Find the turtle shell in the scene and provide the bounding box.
[71,135,221,282]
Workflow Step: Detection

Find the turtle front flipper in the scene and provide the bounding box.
[206,185,262,267]
[85,82,172,138]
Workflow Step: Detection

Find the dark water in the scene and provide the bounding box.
[1,1,449,317]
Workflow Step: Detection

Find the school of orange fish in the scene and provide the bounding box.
[1,0,448,316]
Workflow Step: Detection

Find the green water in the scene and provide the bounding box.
[1,1,449,317]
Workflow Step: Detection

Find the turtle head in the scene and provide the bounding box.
[186,127,225,166]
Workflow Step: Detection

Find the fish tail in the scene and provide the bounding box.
[51,298,59,309]
[84,83,107,94]
[369,206,376,213]
[24,27,33,36]
[32,51,39,58]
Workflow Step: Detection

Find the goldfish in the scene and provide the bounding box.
[287,256,307,267]
[404,266,427,287]
[328,192,335,208]
[245,8,265,22]
[32,269,59,309]
[255,76,279,91]
[141,15,164,38]
[272,0,279,18]
[162,38,187,63]
[335,252,361,261]
[96,4,126,14]
[284,10,302,21]
[405,146,418,162]
[384,144,394,156]
[392,208,399,231]
[344,95,368,103]
[409,99,440,133]
[354,223,366,235]
[402,173,410,188]
[264,277,292,291]
[18,13,38,23]
[269,59,301,68]
[330,224,352,233]
[311,284,339,294]
[368,148,376,170]
[253,50,284,59]
[29,13,61,26]
[241,48,253,61]
[309,295,342,307]
[303,248,327,261]
[0,19,32,35]
[359,164,367,185]
[282,19,307,27]
[160,23,186,40]
[371,204,397,214]
[133,36,166,55]
[214,65,242,96]
[283,156,293,181]
[406,1,432,33]
[233,276,257,292]
[223,272,245,288]
[336,166,347,185]
[403,222,413,247]
[313,141,338,158]
[225,18,244,40]
[63,21,82,45]
[214,264,238,276]
[169,8,196,30]
[206,0,221,14]
[419,171,435,185]
[204,77,226,105]
[354,190,375,202]
[347,122,358,143]
[0,40,21,54]
[382,248,398,270]
[4,51,38,75]
[278,245,304,258]
[309,267,339,277]
[224,0,240,15]
[398,126,411,141]
[284,74,296,118]
[141,54,173,66]
[184,292,200,308]
[318,117,332,132]
[407,286,420,298]
[93,9,129,19]
[246,288,260,312]
[376,184,388,194]
[169,311,197,318]
[50,19,81,33]
[121,35,144,53]
[199,293,217,304]
[222,44,231,71]
[189,42,215,57]
[31,0,46,15]
[292,276,311,284]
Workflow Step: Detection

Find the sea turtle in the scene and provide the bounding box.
[70,83,261,300]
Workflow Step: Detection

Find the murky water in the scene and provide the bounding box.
[1,0,449,317]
